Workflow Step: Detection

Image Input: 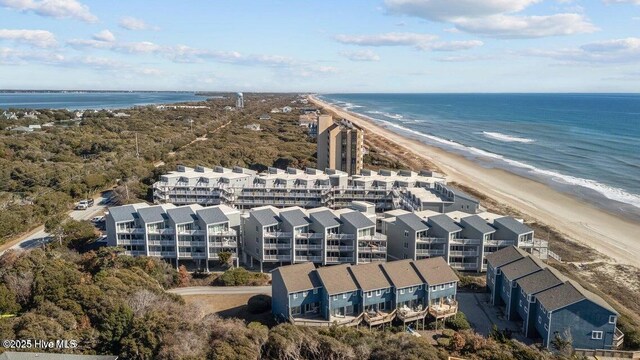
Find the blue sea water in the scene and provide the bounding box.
[320,93,640,219]
[0,91,206,110]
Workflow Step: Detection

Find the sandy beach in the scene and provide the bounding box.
[310,96,640,268]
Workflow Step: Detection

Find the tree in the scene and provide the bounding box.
[551,329,573,356]
[218,251,233,268]
[177,265,191,287]
[44,214,66,247]
[0,284,20,314]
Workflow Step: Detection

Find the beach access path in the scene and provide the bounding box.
[310,96,640,268]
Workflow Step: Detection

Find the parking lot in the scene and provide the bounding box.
[457,292,532,344]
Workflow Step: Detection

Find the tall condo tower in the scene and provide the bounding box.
[236,92,244,108]
[316,115,364,175]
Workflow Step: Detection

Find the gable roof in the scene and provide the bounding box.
[501,256,545,281]
[536,281,588,312]
[516,268,566,295]
[381,259,424,288]
[273,262,320,293]
[461,215,495,234]
[316,264,358,295]
[340,211,374,229]
[412,257,459,285]
[494,217,533,235]
[428,214,462,233]
[251,207,280,227]
[279,209,310,227]
[310,210,341,228]
[196,206,229,224]
[573,281,618,314]
[396,213,429,232]
[166,206,196,224]
[485,246,528,268]
[348,262,392,291]
[108,204,138,223]
[137,206,166,224]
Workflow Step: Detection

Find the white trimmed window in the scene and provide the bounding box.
[440,284,446,290]
[303,291,308,297]
[538,316,542,324]
[524,305,528,313]
[333,295,338,300]
[343,293,347,299]
[313,288,318,295]
[449,283,454,288]
[376,289,382,296]
[404,230,409,237]
[431,286,437,291]
[592,331,603,340]
[400,289,405,294]
[367,291,372,298]
[519,300,522,308]
[544,324,549,331]
[293,293,298,299]
[410,287,415,292]
[609,315,616,324]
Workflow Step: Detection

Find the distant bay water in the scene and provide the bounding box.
[0,91,207,110]
[320,93,640,220]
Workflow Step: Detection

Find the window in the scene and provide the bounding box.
[538,316,542,324]
[367,291,372,298]
[524,305,528,313]
[449,283,454,288]
[291,306,301,315]
[376,289,382,296]
[343,293,347,299]
[293,293,298,299]
[380,302,385,310]
[541,307,547,315]
[400,289,405,294]
[333,295,338,300]
[519,300,522,308]
[440,284,446,290]
[431,286,437,291]
[404,230,409,237]
[303,291,308,297]
[592,331,603,340]
[544,324,548,331]
[256,226,259,232]
[410,287,415,292]
[417,285,422,290]
[404,242,408,249]
[609,315,616,324]
[313,288,318,295]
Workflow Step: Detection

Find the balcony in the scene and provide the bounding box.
[125,250,146,256]
[295,244,323,250]
[295,232,324,239]
[177,229,205,236]
[208,251,237,259]
[179,252,206,259]
[327,234,355,240]
[358,233,387,241]
[209,229,237,237]
[448,250,479,257]
[290,313,363,327]
[358,246,387,253]
[363,309,396,326]
[397,305,429,322]
[264,243,291,250]
[484,239,516,247]
[326,256,354,263]
[118,239,146,246]
[428,301,458,319]
[264,231,293,238]
[264,254,292,261]
[416,236,447,244]
[450,263,478,271]
[416,248,445,256]
[295,255,322,262]
[147,228,174,235]
[147,240,175,246]
[614,327,625,349]
[449,238,482,246]
[209,241,237,248]
[117,228,145,234]
[178,241,206,247]
[326,245,354,251]
[148,251,176,257]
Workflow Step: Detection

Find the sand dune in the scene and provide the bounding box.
[310,96,640,267]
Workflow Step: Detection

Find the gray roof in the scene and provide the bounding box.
[516,268,566,295]
[501,256,544,281]
[274,262,321,293]
[340,211,374,229]
[251,208,280,227]
[573,281,617,314]
[412,257,459,285]
[310,210,340,228]
[536,282,585,312]
[448,186,479,203]
[461,215,495,234]
[316,264,359,295]
[0,353,117,360]
[396,213,429,232]
[348,262,392,291]
[279,209,310,227]
[166,206,196,224]
[494,217,533,235]
[428,214,463,233]
[137,206,166,223]
[381,260,424,288]
[108,204,137,223]
[485,246,528,268]
[197,207,229,224]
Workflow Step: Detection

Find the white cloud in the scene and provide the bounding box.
[0,46,63,64]
[526,37,640,64]
[435,54,496,62]
[0,29,56,47]
[119,16,158,31]
[429,40,484,51]
[383,0,596,38]
[454,13,597,38]
[340,49,381,61]
[335,32,438,48]
[384,0,540,21]
[603,0,640,4]
[0,0,97,22]
[92,30,115,43]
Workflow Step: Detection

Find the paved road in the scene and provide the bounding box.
[0,192,113,255]
[168,286,271,296]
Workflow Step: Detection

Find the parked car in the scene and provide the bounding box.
[76,198,95,210]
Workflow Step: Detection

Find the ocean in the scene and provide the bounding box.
[319,93,640,220]
[0,91,207,110]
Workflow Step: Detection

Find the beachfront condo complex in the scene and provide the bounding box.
[152,165,480,213]
[316,115,364,175]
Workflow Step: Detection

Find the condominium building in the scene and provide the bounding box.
[381,209,548,272]
[105,203,241,270]
[152,165,479,213]
[486,246,623,350]
[271,257,459,327]
[316,115,364,175]
[243,203,386,271]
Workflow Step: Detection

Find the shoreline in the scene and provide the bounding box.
[309,95,640,268]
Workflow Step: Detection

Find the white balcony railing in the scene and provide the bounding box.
[264,231,293,238]
[264,243,291,249]
[264,254,292,261]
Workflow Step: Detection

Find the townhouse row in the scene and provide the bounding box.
[272,257,459,327]
[152,165,479,213]
[486,246,623,351]
[105,201,547,272]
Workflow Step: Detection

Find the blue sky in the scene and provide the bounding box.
[0,0,639,92]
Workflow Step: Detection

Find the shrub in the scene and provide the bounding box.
[446,312,471,331]
[247,295,271,314]
[218,268,269,286]
[442,329,455,338]
[436,337,451,347]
